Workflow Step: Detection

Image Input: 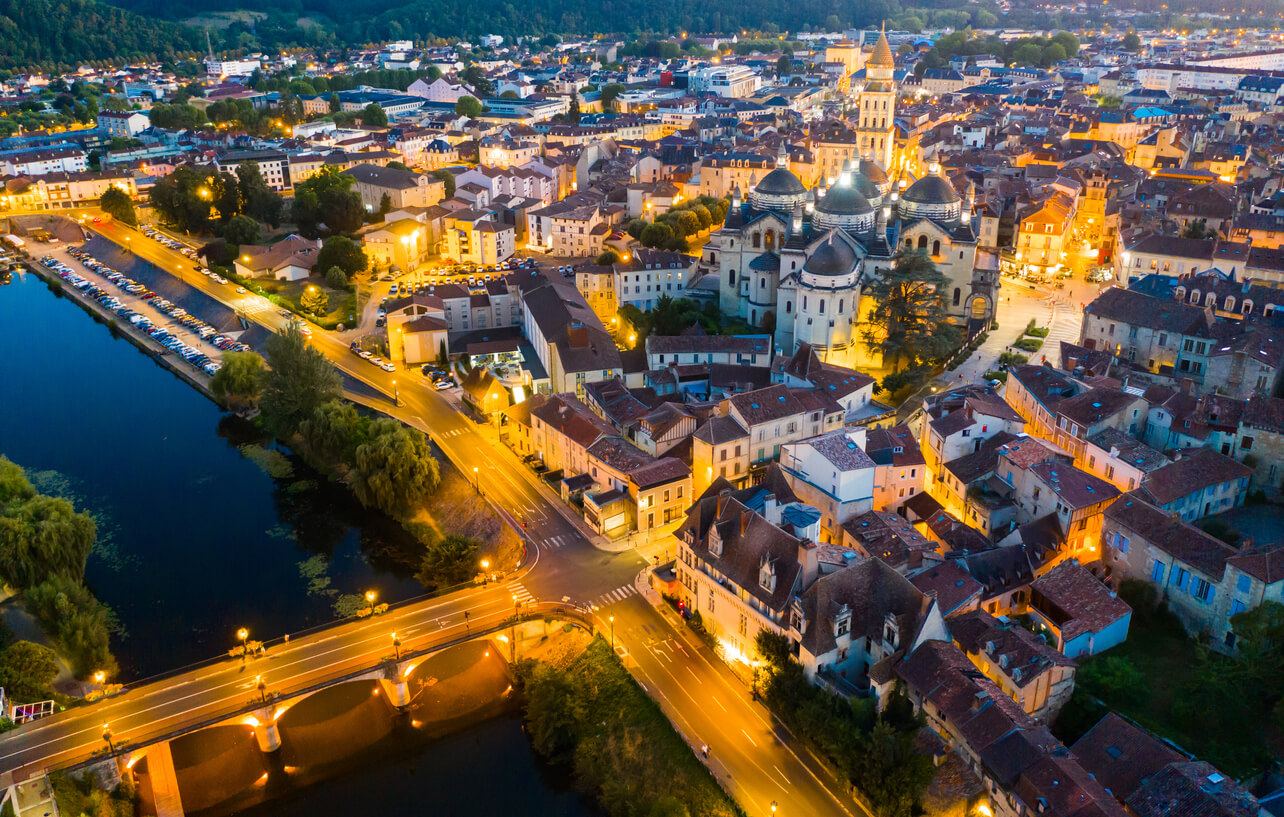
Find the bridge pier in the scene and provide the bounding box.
[252,707,282,753]
[378,676,411,708]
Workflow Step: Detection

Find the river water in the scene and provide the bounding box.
[0,271,594,816]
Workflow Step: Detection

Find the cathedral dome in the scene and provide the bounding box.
[816,184,873,217]
[749,166,809,214]
[855,158,889,188]
[755,167,807,196]
[900,173,964,225]
[903,174,961,206]
[803,235,859,278]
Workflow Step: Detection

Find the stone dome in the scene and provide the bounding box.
[855,158,889,187]
[803,235,859,278]
[903,174,961,206]
[755,167,807,196]
[817,184,873,217]
[749,166,809,213]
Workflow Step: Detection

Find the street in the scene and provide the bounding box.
[14,219,863,816]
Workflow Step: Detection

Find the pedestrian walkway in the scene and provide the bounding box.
[1041,300,1083,358]
[538,533,574,550]
[507,581,535,605]
[591,583,639,609]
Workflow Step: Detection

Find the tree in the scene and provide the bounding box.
[455,95,483,118]
[640,222,674,248]
[1183,220,1210,239]
[99,186,136,226]
[626,218,648,239]
[292,166,364,237]
[222,214,261,245]
[431,168,456,198]
[328,93,341,113]
[325,265,349,289]
[0,486,95,590]
[600,82,625,111]
[362,102,388,127]
[317,235,369,276]
[1122,31,1142,51]
[377,192,393,218]
[0,641,59,702]
[670,209,700,238]
[301,285,329,315]
[595,249,620,265]
[861,251,962,372]
[210,350,267,410]
[24,573,117,678]
[297,400,367,469]
[776,54,792,77]
[415,534,480,587]
[259,323,343,436]
[237,162,283,227]
[348,418,440,518]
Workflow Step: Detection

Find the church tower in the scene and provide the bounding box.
[856,25,897,170]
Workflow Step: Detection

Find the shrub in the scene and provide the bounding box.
[984,370,1008,382]
[1013,337,1044,352]
[998,351,1029,367]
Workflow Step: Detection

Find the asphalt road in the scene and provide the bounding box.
[2,219,863,816]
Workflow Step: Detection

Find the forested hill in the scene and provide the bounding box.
[0,0,205,71]
[105,0,902,45]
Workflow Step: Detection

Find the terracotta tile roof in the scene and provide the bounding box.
[1071,713,1186,801]
[910,561,985,617]
[1139,449,1251,507]
[1030,561,1132,643]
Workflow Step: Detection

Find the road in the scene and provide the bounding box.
[5,219,863,816]
[0,582,540,779]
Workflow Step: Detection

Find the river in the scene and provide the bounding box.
[0,270,595,815]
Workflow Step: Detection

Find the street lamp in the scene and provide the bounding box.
[392,632,402,660]
[102,724,114,753]
[124,236,131,253]
[473,466,480,494]
[237,627,249,660]
[770,801,778,815]
[392,378,399,406]
[609,615,615,652]
[256,675,267,703]
[366,590,377,615]
[93,670,106,686]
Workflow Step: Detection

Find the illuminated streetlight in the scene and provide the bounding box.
[609,615,615,651]
[102,724,115,753]
[93,670,106,685]
[366,589,377,615]
[256,675,267,703]
[237,627,249,661]
[392,632,402,660]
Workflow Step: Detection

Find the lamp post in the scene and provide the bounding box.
[237,627,249,661]
[93,670,106,687]
[392,632,402,660]
[366,590,377,615]
[256,675,267,703]
[510,594,519,661]
[124,236,131,253]
[473,466,480,495]
[480,558,490,585]
[609,615,615,652]
[392,378,399,407]
[102,724,114,753]
[770,801,778,815]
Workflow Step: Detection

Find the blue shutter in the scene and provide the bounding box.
[1204,586,1215,606]
[1152,560,1166,582]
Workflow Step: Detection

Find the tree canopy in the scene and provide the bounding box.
[861,251,963,372]
[291,166,364,237]
[99,187,136,226]
[259,323,343,435]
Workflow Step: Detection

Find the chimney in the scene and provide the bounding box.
[740,509,752,538]
[763,493,781,526]
[798,538,819,588]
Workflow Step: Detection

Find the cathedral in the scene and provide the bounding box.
[706,30,997,368]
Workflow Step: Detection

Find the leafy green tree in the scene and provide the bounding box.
[600,82,625,110]
[689,204,713,230]
[145,103,203,130]
[1123,31,1142,51]
[0,641,59,702]
[317,235,369,276]
[222,214,261,246]
[0,483,95,590]
[237,162,283,227]
[297,400,368,470]
[861,251,962,372]
[292,166,364,237]
[210,350,267,410]
[1078,655,1148,706]
[670,209,700,238]
[626,218,648,239]
[25,574,117,678]
[640,222,674,248]
[776,55,792,76]
[301,285,330,315]
[454,95,483,118]
[260,323,343,436]
[595,249,620,265]
[431,168,456,198]
[99,186,136,226]
[362,102,388,127]
[328,93,341,113]
[415,534,480,587]
[349,418,440,518]
[325,265,349,289]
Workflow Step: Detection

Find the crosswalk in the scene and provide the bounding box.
[539,534,574,550]
[436,427,467,439]
[508,581,535,605]
[590,583,638,609]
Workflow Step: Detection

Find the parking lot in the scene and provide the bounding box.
[39,244,251,377]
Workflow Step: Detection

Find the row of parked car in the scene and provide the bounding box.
[347,341,397,372]
[140,225,198,259]
[56,248,250,375]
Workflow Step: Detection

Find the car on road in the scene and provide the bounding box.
[236,287,247,294]
[379,361,396,372]
[434,378,452,390]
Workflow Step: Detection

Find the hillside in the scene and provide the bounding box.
[0,0,205,71]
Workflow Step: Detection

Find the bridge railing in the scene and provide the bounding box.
[12,603,596,783]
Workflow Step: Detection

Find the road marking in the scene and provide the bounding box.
[711,695,728,712]
[741,728,757,746]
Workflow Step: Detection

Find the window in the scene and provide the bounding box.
[1237,574,1251,594]
[1152,560,1166,582]
[933,240,941,255]
[1114,533,1130,554]
[1192,577,1213,603]
[953,287,961,306]
[1174,567,1190,591]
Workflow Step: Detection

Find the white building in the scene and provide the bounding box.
[689,64,761,98]
[204,57,261,78]
[780,428,876,542]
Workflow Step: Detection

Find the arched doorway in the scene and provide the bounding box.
[971,297,989,320]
